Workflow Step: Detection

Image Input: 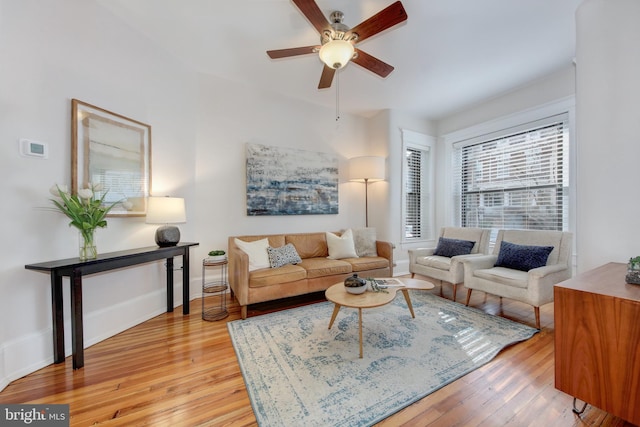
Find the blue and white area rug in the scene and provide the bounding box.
[227,292,537,427]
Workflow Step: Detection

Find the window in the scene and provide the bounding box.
[453,114,569,236]
[402,130,434,242]
[405,147,424,238]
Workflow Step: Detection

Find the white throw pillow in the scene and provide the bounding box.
[234,238,270,271]
[326,229,359,260]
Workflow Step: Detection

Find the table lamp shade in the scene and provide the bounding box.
[146,197,186,247]
[146,197,186,224]
[348,156,385,182]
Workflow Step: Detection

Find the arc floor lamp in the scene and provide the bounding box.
[348,156,385,227]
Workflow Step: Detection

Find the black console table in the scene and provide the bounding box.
[25,242,199,369]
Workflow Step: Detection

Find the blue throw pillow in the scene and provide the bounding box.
[495,241,554,272]
[433,237,475,258]
[267,243,302,268]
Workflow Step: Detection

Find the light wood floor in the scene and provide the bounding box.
[0,278,634,427]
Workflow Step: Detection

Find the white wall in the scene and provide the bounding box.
[0,0,199,389]
[0,0,375,390]
[192,74,371,254]
[437,65,576,136]
[362,110,393,244]
[575,0,640,272]
[370,110,436,275]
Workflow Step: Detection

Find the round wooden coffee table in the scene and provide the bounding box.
[325,278,434,358]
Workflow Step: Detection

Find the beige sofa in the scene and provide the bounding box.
[228,231,394,319]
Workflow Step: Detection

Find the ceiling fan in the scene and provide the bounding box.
[267,0,408,89]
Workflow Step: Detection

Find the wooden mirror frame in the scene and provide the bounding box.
[71,99,152,217]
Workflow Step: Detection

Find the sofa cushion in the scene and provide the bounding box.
[298,257,352,278]
[267,243,302,268]
[495,241,554,272]
[286,233,328,259]
[433,237,475,258]
[347,256,389,272]
[351,228,378,257]
[326,230,358,259]
[248,264,307,288]
[417,255,452,271]
[474,267,529,289]
[234,237,271,271]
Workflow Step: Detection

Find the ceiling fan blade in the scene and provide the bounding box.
[352,49,394,78]
[292,0,331,34]
[267,46,319,59]
[348,1,407,44]
[318,65,336,89]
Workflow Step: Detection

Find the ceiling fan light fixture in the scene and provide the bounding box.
[266,1,407,89]
[319,39,355,69]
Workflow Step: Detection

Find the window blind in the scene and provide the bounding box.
[402,129,434,243]
[453,115,569,233]
[405,147,423,239]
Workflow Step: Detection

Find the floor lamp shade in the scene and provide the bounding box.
[146,196,186,247]
[348,156,386,182]
[348,156,385,227]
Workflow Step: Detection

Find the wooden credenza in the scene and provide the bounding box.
[554,262,640,425]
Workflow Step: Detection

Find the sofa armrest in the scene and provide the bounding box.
[528,263,570,279]
[462,254,499,277]
[527,263,573,305]
[448,253,486,272]
[227,241,250,307]
[376,240,394,277]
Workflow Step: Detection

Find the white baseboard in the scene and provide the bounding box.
[394,259,410,277]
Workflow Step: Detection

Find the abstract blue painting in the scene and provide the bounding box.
[246,143,339,215]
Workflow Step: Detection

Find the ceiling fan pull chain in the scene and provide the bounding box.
[335,71,340,121]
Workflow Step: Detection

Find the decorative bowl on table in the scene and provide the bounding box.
[344,274,367,294]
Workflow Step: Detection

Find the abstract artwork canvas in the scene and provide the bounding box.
[246,143,339,215]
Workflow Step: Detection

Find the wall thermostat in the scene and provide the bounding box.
[19,138,48,159]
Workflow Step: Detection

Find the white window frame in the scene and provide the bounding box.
[401,129,435,244]
[442,96,576,242]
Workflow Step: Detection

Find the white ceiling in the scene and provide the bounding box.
[99,0,582,119]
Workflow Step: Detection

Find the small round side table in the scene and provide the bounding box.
[201,258,229,321]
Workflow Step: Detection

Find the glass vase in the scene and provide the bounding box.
[79,229,97,261]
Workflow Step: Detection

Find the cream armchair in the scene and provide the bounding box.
[462,229,573,329]
[408,227,490,301]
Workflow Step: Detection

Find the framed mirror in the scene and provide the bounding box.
[71,99,152,216]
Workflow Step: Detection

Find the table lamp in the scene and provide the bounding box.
[348,156,385,227]
[146,196,186,247]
